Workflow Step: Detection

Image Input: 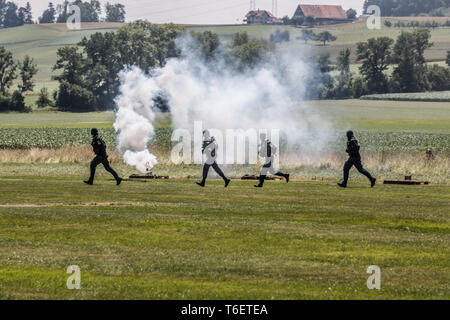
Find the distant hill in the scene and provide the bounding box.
[0,21,449,93]
[0,23,124,92]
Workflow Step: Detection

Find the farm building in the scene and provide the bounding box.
[292,4,351,24]
[245,9,282,24]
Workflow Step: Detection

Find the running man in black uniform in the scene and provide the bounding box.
[84,128,122,186]
[196,130,231,188]
[338,130,376,188]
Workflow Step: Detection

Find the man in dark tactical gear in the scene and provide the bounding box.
[254,134,290,188]
[84,128,122,186]
[338,130,376,188]
[196,130,231,188]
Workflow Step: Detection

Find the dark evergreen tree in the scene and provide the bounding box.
[24,2,33,24]
[39,2,56,23]
[3,2,21,27]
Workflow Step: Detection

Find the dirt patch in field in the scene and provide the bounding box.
[0,202,149,208]
[0,204,45,208]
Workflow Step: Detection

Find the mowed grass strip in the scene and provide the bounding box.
[0,176,448,299]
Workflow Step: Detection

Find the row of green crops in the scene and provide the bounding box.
[0,128,448,151]
[341,131,450,151]
[0,128,173,150]
[361,91,450,102]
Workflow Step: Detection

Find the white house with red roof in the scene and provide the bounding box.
[245,9,282,24]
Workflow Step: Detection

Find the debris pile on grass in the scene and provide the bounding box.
[129,173,169,179]
[241,174,281,181]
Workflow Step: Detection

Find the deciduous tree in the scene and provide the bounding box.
[18,55,38,93]
[315,31,337,46]
[356,37,394,94]
[0,46,17,94]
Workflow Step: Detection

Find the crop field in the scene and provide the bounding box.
[361,91,450,102]
[1,126,449,152]
[1,100,449,151]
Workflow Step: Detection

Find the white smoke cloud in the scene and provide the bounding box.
[114,68,159,173]
[114,34,333,171]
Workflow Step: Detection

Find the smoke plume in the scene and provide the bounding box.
[114,34,333,171]
[114,69,158,173]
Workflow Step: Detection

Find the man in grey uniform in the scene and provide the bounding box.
[254,134,290,188]
[196,130,231,188]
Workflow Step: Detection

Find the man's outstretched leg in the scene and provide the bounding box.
[84,156,101,185]
[212,163,231,187]
[354,159,376,187]
[196,164,210,187]
[274,171,290,183]
[102,158,122,186]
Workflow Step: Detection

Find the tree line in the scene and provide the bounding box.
[48,22,278,112]
[0,0,126,27]
[384,19,450,28]
[318,29,450,100]
[2,23,450,112]
[39,1,126,24]
[49,21,184,112]
[47,25,450,111]
[363,0,450,17]
[269,29,338,46]
[0,1,33,28]
[0,48,37,112]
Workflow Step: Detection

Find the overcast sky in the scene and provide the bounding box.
[19,0,365,24]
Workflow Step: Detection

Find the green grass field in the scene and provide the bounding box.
[2,100,449,131]
[0,174,448,299]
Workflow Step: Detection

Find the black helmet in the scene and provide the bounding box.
[346,130,354,140]
[91,128,99,136]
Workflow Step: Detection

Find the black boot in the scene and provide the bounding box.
[224,178,231,188]
[84,180,93,185]
[338,182,347,188]
[116,177,123,186]
[254,175,266,188]
[371,178,377,188]
[196,181,205,187]
[275,171,289,183]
